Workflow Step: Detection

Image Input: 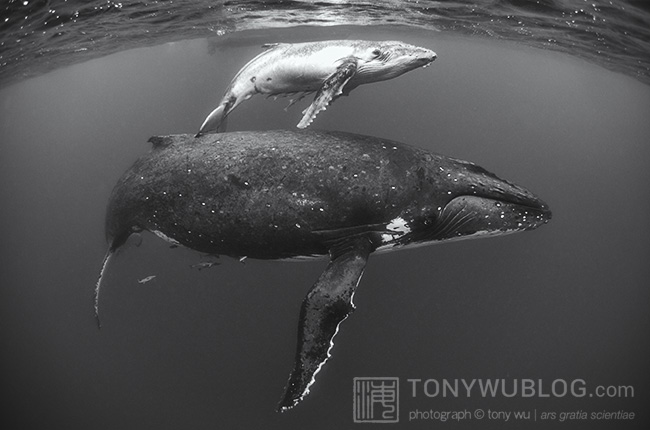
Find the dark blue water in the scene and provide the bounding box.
[1,2,649,430]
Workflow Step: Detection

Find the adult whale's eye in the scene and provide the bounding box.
[372,49,382,57]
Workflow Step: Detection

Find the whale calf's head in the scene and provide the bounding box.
[355,40,436,81]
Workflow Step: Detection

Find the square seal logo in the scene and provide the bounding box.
[353,377,399,423]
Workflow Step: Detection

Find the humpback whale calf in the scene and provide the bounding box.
[195,40,436,135]
[95,130,551,410]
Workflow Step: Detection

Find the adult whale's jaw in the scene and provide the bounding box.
[407,158,551,245]
[426,194,551,243]
[439,161,552,238]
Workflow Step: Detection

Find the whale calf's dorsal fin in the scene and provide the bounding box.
[278,235,373,411]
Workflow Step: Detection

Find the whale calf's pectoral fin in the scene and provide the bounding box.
[278,236,373,411]
[297,57,358,129]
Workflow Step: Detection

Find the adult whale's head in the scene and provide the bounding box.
[96,130,550,410]
[371,151,551,252]
[352,40,436,82]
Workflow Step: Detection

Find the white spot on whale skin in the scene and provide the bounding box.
[387,216,410,233]
[380,216,411,243]
[294,197,319,207]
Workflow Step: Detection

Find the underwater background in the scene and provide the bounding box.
[1,1,649,429]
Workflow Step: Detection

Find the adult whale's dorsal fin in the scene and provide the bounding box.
[297,57,358,129]
[278,236,373,411]
[148,135,175,149]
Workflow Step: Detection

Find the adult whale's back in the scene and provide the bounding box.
[108,130,432,258]
[100,130,551,411]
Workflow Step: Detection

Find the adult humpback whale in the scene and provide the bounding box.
[195,40,436,135]
[95,130,551,411]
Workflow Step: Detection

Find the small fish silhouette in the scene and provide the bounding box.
[190,261,220,270]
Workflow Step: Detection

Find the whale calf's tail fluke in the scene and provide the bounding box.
[196,96,237,136]
[195,104,227,137]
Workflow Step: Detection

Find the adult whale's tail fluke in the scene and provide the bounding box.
[94,248,114,329]
[278,237,373,412]
[94,221,136,328]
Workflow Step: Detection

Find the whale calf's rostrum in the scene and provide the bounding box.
[195,40,436,135]
[96,130,551,410]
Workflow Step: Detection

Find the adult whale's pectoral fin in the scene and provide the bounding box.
[278,236,373,411]
[297,57,358,129]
